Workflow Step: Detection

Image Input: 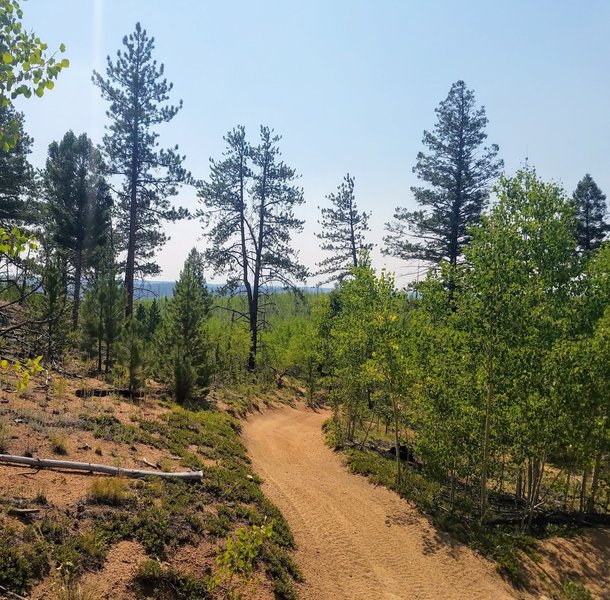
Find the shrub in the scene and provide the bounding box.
[561,579,593,600]
[0,526,49,593]
[54,531,107,573]
[211,521,273,599]
[136,559,210,599]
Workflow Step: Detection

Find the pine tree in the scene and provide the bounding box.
[183,247,213,314]
[39,254,69,362]
[43,130,112,327]
[384,80,503,268]
[93,22,189,317]
[118,317,144,395]
[81,268,125,373]
[154,249,211,402]
[573,174,608,252]
[198,126,307,372]
[147,297,162,340]
[316,173,371,284]
[0,106,34,227]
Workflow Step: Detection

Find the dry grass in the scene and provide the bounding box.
[49,431,68,454]
[49,578,103,600]
[88,477,131,506]
[0,419,11,452]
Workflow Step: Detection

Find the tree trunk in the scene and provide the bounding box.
[248,296,258,373]
[480,351,493,520]
[580,464,589,513]
[248,144,269,373]
[72,243,83,329]
[516,464,523,500]
[349,196,358,268]
[392,396,402,485]
[525,456,546,531]
[586,452,602,513]
[125,175,137,318]
[125,104,140,318]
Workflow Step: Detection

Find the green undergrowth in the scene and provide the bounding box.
[136,559,211,600]
[209,380,298,417]
[324,416,540,587]
[0,404,301,598]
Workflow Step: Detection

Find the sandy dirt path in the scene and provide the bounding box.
[243,405,520,600]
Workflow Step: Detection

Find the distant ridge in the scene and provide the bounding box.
[135,281,332,299]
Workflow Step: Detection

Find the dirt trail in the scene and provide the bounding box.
[243,405,520,600]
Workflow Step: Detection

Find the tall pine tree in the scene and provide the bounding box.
[198,126,307,371]
[93,22,189,316]
[316,173,371,284]
[572,174,608,252]
[43,130,112,327]
[384,80,503,268]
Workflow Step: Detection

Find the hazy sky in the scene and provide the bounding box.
[14,0,610,285]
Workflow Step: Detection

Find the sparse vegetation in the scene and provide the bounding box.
[88,477,131,506]
[49,431,68,454]
[0,419,11,453]
[135,559,210,600]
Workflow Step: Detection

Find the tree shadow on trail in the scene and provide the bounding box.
[421,526,463,559]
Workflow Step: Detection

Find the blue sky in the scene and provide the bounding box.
[14,0,610,284]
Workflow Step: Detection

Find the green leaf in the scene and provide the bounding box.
[59,42,66,52]
[2,53,13,64]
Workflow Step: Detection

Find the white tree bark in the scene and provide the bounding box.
[0,454,203,480]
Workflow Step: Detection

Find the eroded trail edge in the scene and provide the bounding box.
[243,405,518,600]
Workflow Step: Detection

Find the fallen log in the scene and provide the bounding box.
[0,454,202,481]
[7,507,40,516]
[0,583,28,600]
[76,387,142,399]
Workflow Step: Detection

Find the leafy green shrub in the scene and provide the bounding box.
[211,521,273,600]
[322,415,343,449]
[561,579,593,600]
[54,530,107,572]
[0,526,49,593]
[82,414,146,445]
[132,506,171,558]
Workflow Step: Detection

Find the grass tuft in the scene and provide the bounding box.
[88,477,131,506]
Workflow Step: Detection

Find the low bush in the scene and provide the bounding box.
[0,525,50,594]
[135,559,210,600]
